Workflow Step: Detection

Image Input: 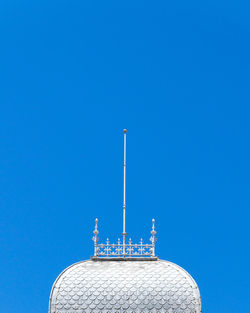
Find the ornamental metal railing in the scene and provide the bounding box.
[92,218,157,258]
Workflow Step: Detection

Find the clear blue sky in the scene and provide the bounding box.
[0,1,249,313]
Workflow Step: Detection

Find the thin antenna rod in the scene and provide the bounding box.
[122,129,127,256]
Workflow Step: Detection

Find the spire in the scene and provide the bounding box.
[92,130,157,260]
[122,129,127,256]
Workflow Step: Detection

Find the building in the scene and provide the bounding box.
[48,130,202,313]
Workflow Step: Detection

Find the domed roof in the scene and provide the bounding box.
[49,260,201,313]
[49,131,202,313]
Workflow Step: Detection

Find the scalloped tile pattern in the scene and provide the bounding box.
[49,260,201,313]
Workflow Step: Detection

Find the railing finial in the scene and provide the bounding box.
[150,219,157,257]
[92,218,99,256]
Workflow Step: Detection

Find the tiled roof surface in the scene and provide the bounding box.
[49,260,201,313]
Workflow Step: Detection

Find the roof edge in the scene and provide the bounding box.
[91,256,159,261]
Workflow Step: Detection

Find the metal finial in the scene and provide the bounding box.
[94,218,98,232]
[122,129,127,256]
[150,219,157,256]
[92,218,99,256]
[151,219,156,234]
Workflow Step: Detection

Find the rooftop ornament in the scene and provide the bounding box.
[92,130,157,260]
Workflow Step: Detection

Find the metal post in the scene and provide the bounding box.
[122,129,127,256]
[93,218,99,256]
[150,219,156,257]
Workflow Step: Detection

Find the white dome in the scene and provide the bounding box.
[49,260,201,313]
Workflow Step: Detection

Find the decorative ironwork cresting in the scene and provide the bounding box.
[92,218,157,258]
[92,130,157,259]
